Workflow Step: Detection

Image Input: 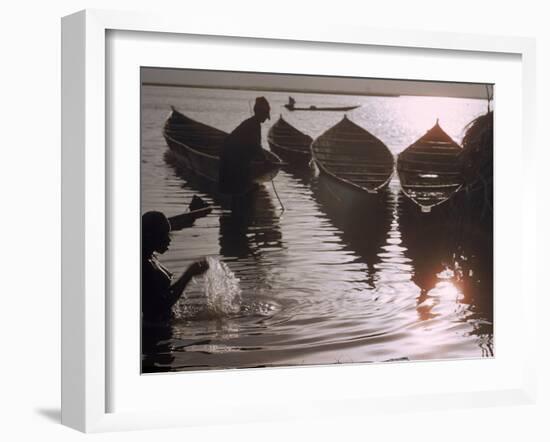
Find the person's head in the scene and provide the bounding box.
[253,96,271,122]
[142,211,171,255]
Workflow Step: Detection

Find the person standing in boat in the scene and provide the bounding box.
[141,211,209,323]
[218,96,271,196]
[287,96,296,110]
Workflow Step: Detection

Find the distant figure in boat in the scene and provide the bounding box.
[142,210,209,323]
[219,96,271,196]
[287,96,296,110]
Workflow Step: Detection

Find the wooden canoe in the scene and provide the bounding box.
[397,120,462,212]
[311,116,395,194]
[163,107,283,185]
[284,104,360,112]
[267,115,313,168]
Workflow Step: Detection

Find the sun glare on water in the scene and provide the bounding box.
[392,96,485,150]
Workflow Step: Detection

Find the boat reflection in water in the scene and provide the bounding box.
[218,189,283,261]
[398,192,493,356]
[311,173,392,287]
[164,148,284,265]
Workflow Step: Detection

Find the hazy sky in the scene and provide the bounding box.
[141,67,491,99]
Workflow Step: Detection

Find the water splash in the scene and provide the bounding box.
[173,256,242,319]
[203,256,242,316]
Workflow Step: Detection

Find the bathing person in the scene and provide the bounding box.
[218,96,271,195]
[142,211,208,323]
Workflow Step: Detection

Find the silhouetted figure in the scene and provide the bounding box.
[287,96,296,109]
[219,96,271,196]
[142,211,209,323]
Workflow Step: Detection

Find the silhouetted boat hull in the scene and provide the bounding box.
[311,116,395,195]
[163,107,283,185]
[398,191,458,297]
[267,116,312,168]
[284,104,360,112]
[397,121,462,212]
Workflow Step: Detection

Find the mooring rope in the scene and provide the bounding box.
[271,179,285,213]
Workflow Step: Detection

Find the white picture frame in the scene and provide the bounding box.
[61,9,537,433]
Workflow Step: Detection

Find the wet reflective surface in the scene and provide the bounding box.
[141,85,492,372]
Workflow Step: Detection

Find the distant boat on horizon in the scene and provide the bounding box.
[284,96,360,112]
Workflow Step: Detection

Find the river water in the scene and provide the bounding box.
[141,84,492,372]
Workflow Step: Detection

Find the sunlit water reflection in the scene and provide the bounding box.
[141,85,493,372]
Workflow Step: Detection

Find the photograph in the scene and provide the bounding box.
[140,67,494,373]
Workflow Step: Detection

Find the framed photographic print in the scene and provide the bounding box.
[62,9,537,433]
